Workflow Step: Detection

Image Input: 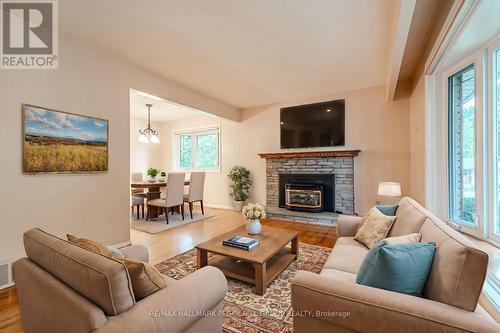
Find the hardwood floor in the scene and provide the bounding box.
[262,218,337,248]
[131,207,247,265]
[0,207,337,332]
[0,288,20,333]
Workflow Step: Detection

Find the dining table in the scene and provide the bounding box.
[131,179,190,218]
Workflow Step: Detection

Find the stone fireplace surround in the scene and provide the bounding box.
[259,150,360,225]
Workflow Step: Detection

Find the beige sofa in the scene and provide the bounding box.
[13,228,228,333]
[292,197,499,333]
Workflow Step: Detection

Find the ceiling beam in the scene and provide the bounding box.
[385,0,416,102]
[424,0,482,75]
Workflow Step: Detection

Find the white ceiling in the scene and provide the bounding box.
[61,0,393,109]
[130,90,203,122]
[445,0,500,68]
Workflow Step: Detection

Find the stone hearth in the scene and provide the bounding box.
[260,150,359,225]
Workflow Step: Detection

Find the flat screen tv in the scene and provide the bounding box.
[280,99,345,149]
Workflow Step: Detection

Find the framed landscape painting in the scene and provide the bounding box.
[23,104,109,174]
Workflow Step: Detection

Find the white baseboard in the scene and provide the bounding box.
[0,256,18,290]
[0,282,15,290]
[195,202,236,211]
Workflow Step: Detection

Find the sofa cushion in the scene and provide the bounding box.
[387,197,427,237]
[420,217,489,311]
[323,237,369,274]
[23,228,135,316]
[356,240,436,297]
[114,257,167,301]
[385,233,421,245]
[162,273,178,286]
[354,207,396,248]
[320,268,357,282]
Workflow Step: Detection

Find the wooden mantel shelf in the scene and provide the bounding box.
[258,150,361,159]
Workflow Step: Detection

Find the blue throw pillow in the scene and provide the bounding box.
[375,204,399,216]
[356,240,436,297]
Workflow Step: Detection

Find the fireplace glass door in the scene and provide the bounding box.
[285,183,323,212]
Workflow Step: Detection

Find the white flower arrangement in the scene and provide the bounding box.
[242,202,267,221]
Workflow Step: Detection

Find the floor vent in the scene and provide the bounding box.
[0,261,13,289]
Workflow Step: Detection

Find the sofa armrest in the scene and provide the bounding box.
[96,266,228,333]
[336,215,363,237]
[13,258,108,333]
[121,244,150,263]
[292,271,499,333]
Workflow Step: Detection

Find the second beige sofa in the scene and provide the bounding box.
[292,197,499,333]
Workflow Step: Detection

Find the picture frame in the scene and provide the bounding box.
[22,104,109,174]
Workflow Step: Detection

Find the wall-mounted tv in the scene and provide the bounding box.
[280,99,345,149]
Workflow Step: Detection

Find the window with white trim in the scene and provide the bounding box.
[436,39,500,243]
[173,125,220,172]
[437,41,500,310]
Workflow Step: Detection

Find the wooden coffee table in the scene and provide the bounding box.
[195,225,299,295]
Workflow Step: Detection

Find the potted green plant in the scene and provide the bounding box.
[147,167,160,182]
[228,165,252,211]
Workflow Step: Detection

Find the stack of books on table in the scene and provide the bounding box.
[222,236,259,250]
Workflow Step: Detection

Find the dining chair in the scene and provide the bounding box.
[147,172,185,223]
[131,196,144,219]
[183,172,206,219]
[131,172,147,198]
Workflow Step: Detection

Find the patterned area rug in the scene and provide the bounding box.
[156,243,331,333]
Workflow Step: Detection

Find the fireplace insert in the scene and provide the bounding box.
[285,183,324,213]
[279,173,335,213]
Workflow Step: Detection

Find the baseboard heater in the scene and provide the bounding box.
[0,259,14,290]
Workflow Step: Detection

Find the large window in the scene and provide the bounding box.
[436,31,500,316]
[173,126,220,172]
[448,64,477,226]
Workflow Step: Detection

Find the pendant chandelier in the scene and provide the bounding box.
[138,103,160,144]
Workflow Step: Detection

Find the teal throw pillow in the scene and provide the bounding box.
[356,240,436,297]
[375,204,399,216]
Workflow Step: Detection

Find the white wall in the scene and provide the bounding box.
[0,35,237,261]
[161,85,411,214]
[130,117,163,174]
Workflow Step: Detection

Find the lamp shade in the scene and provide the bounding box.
[377,182,401,197]
[138,133,149,143]
[150,134,160,144]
